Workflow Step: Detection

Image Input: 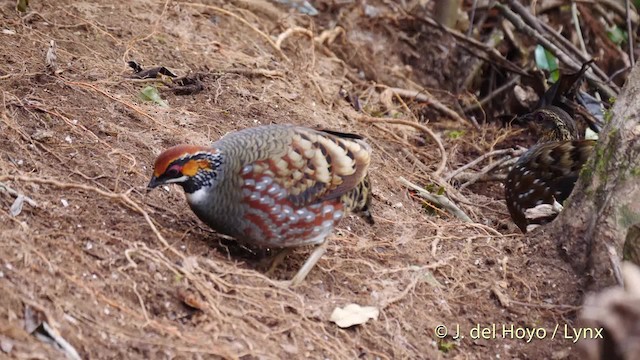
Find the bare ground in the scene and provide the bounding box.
[0,1,585,359]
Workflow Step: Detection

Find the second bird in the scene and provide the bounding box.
[505,106,596,233]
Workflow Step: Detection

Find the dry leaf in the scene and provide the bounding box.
[9,195,24,217]
[330,303,379,328]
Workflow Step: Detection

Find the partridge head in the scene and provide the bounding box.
[505,106,595,232]
[148,125,374,285]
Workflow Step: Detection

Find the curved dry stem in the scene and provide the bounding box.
[358,115,448,176]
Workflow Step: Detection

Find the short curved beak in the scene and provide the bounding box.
[147,176,162,191]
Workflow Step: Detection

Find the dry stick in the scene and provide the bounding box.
[221,68,286,78]
[463,75,520,113]
[122,0,171,63]
[496,3,618,99]
[358,116,448,176]
[567,0,639,24]
[462,27,505,91]
[398,176,472,223]
[177,2,289,61]
[380,257,453,309]
[275,26,313,49]
[522,3,614,86]
[626,0,636,66]
[382,87,466,124]
[444,148,523,182]
[65,81,168,129]
[459,155,520,190]
[0,175,184,261]
[414,15,527,76]
[0,182,38,207]
[571,2,588,55]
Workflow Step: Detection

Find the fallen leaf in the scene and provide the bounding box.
[9,195,24,217]
[139,86,168,107]
[330,303,379,328]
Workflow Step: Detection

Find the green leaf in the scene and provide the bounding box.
[16,0,29,12]
[446,129,465,139]
[139,86,168,107]
[438,340,456,353]
[607,26,628,46]
[534,45,559,83]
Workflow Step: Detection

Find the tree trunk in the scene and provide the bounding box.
[546,62,640,290]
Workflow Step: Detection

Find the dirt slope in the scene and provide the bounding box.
[0,1,582,359]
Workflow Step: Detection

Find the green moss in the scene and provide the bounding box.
[593,128,620,183]
[438,340,456,353]
[619,205,640,229]
[446,130,465,139]
[603,109,614,123]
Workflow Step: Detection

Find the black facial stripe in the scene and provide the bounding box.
[183,152,224,194]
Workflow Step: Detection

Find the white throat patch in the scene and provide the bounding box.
[186,187,209,206]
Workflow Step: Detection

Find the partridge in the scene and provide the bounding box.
[148,125,373,285]
[505,106,595,232]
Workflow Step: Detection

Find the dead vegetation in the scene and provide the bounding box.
[0,0,634,359]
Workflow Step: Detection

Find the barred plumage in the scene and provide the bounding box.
[505,106,595,232]
[149,125,373,285]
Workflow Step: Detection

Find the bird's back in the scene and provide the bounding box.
[189,125,373,247]
[505,139,595,232]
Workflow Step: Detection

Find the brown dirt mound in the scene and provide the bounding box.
[0,1,582,359]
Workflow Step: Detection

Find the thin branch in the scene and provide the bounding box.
[496,2,618,99]
[0,181,38,207]
[0,175,184,261]
[176,2,289,61]
[381,87,466,123]
[444,148,523,182]
[358,116,448,176]
[463,75,520,113]
[626,0,636,66]
[459,155,521,190]
[399,176,472,223]
[571,2,587,55]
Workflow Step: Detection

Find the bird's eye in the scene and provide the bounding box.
[166,166,181,177]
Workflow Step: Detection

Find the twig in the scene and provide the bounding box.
[459,154,522,190]
[0,181,38,207]
[463,75,520,113]
[217,68,286,78]
[607,243,624,286]
[64,81,169,129]
[411,15,528,76]
[380,257,453,308]
[381,87,466,123]
[462,27,505,91]
[0,175,184,261]
[467,0,479,36]
[358,116,448,176]
[275,26,313,49]
[491,284,511,307]
[570,3,587,55]
[444,148,523,182]
[495,3,618,99]
[398,176,472,223]
[509,300,580,310]
[626,0,635,66]
[536,19,613,86]
[177,2,289,61]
